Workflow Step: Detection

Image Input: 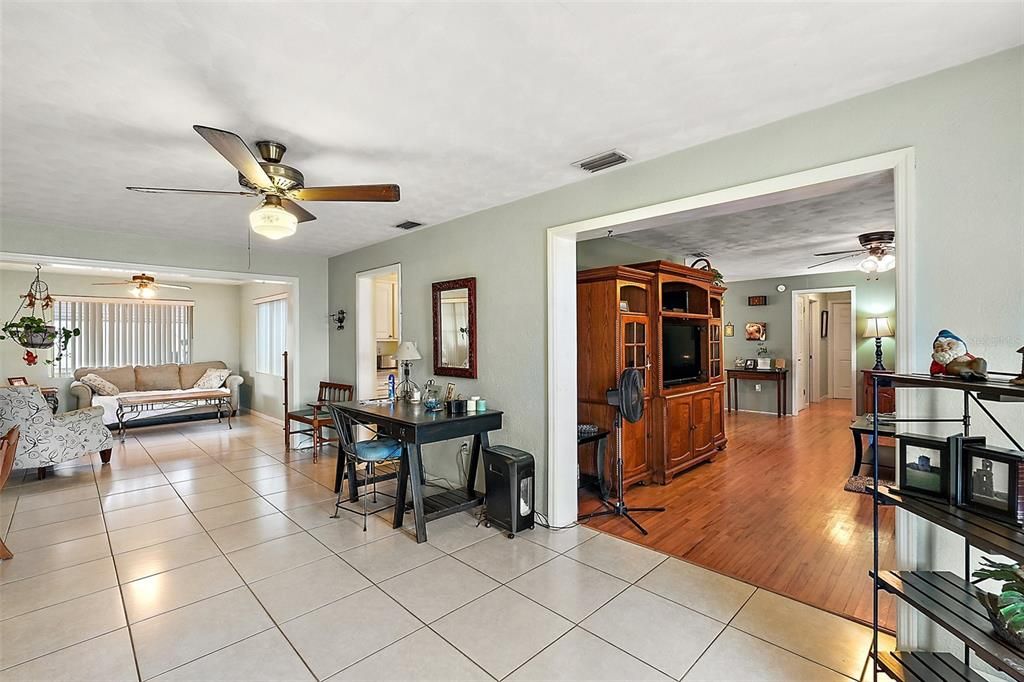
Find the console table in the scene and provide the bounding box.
[726,368,788,418]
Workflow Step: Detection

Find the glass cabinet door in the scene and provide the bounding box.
[709,322,722,381]
[621,315,650,394]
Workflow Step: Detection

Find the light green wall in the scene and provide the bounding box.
[722,270,895,414]
[328,48,1023,529]
[0,268,242,407]
[575,237,672,270]
[0,225,329,409]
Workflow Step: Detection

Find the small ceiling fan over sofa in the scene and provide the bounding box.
[127,126,400,240]
[809,230,895,273]
[92,274,191,299]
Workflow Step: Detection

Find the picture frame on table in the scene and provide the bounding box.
[6,377,28,386]
[444,382,457,402]
[743,359,757,370]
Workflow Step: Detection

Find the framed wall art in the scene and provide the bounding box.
[744,322,767,341]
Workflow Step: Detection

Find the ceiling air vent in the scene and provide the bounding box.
[572,149,630,173]
[394,220,423,230]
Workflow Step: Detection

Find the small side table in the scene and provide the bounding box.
[577,429,610,500]
[849,416,896,476]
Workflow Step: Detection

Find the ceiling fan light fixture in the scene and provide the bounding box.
[250,197,297,240]
[857,251,895,274]
[130,284,156,298]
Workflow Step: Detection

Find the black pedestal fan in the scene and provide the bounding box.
[578,367,665,535]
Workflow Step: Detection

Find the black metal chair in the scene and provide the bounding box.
[326,403,403,530]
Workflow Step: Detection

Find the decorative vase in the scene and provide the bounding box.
[980,591,1024,654]
[422,380,443,412]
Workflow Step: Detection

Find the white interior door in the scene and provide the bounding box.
[831,302,853,399]
[795,296,808,412]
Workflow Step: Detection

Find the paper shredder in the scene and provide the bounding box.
[483,445,534,538]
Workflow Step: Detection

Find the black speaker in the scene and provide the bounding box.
[483,445,534,538]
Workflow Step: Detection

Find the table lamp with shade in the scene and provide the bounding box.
[394,341,422,401]
[863,317,894,370]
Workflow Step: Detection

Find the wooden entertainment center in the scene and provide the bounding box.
[577,260,727,492]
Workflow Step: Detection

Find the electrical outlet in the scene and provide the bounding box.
[755,384,762,392]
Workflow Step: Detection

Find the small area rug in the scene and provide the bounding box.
[844,475,895,495]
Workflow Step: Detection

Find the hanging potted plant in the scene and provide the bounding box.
[0,266,80,366]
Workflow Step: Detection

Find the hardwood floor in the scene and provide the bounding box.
[578,398,896,631]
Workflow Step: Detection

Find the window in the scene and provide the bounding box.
[256,296,287,376]
[52,297,193,376]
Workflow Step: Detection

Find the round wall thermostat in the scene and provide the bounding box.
[776,284,787,292]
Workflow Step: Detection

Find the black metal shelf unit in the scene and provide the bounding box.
[869,373,1024,682]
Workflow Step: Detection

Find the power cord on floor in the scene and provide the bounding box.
[534,511,580,531]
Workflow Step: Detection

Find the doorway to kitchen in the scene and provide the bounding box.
[355,264,401,400]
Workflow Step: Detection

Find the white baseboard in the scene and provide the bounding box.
[729,408,791,417]
[244,408,284,426]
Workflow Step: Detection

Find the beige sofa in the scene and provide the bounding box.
[70,361,243,427]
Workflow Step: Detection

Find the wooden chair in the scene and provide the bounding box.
[285,381,354,461]
[1,426,22,560]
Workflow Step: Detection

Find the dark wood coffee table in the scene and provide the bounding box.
[850,415,896,476]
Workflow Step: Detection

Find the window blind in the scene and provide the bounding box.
[256,297,287,376]
[52,298,193,376]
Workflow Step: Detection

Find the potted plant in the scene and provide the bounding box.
[973,557,1024,653]
[0,316,80,364]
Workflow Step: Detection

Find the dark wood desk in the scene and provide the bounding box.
[333,401,503,543]
[726,368,789,418]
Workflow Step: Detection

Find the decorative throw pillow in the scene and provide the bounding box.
[81,373,120,396]
[193,368,231,389]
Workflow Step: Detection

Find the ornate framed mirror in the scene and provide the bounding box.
[432,277,476,378]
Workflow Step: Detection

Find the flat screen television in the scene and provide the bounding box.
[663,321,703,386]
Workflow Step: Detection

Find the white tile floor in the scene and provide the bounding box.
[0,415,882,681]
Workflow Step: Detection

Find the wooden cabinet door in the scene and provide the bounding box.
[692,390,714,455]
[663,394,692,469]
[619,398,650,484]
[619,315,651,396]
[711,385,724,442]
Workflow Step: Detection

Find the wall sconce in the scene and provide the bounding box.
[724,321,735,338]
[329,309,346,331]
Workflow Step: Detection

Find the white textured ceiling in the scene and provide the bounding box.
[2,2,1021,256]
[612,171,895,281]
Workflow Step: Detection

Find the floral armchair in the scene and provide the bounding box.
[0,386,113,474]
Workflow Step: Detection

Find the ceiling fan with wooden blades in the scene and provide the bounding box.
[127,125,400,239]
[808,230,896,273]
[93,274,191,299]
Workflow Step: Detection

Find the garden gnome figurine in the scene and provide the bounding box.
[1011,346,1024,386]
[930,329,988,381]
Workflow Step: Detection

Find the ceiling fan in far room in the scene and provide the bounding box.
[127,125,401,240]
[808,230,896,273]
[93,274,191,299]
